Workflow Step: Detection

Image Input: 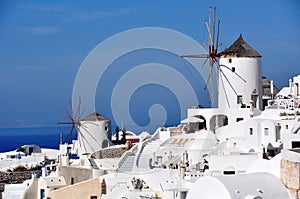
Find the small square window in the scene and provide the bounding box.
[237,95,243,104]
[264,128,269,136]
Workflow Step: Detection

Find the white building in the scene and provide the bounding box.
[77,112,112,155]
[219,34,263,110]
[15,34,300,199]
[187,172,290,199]
[187,35,263,131]
[59,112,113,156]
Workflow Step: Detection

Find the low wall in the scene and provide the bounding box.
[0,170,41,199]
[91,147,126,159]
[0,183,4,199]
[0,170,41,184]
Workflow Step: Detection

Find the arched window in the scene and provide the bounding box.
[209,114,228,130]
[102,140,108,148]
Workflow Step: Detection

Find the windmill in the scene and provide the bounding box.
[57,98,100,154]
[181,7,246,107]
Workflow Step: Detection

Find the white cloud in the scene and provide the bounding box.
[74,8,130,20]
[19,2,78,13]
[17,26,59,34]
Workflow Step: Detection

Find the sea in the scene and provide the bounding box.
[0,125,159,153]
[0,126,67,152]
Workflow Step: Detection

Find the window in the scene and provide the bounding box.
[264,128,269,136]
[275,125,281,142]
[67,147,71,154]
[105,126,108,131]
[90,196,97,199]
[224,170,235,175]
[229,58,232,63]
[236,118,243,122]
[231,67,235,72]
[249,128,253,135]
[292,141,300,148]
[40,189,45,199]
[237,95,243,104]
[71,177,74,185]
[286,125,288,129]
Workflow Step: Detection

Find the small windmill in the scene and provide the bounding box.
[57,98,111,154]
[181,7,246,107]
[57,98,98,152]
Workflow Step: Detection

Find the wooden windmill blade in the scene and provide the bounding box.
[181,54,209,58]
[180,7,221,105]
[181,7,248,107]
[216,20,220,50]
[57,107,76,144]
[57,97,85,145]
[212,7,216,46]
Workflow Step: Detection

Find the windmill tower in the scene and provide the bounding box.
[218,34,262,110]
[78,112,112,155]
[58,99,112,156]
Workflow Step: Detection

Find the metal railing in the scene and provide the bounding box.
[117,144,138,169]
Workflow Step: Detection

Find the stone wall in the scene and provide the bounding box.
[91,147,126,159]
[280,149,300,199]
[0,183,4,199]
[0,170,41,198]
[0,170,40,184]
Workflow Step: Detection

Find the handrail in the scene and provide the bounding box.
[134,128,161,167]
[110,181,127,192]
[117,144,138,169]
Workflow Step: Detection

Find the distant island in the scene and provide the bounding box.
[0,120,42,128]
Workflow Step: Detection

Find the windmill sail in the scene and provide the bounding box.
[181,7,246,108]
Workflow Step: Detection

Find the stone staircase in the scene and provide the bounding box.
[118,155,135,172]
[137,140,163,169]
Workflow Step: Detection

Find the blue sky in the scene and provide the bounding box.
[0,0,299,130]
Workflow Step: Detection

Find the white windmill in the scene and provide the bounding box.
[58,98,112,156]
[182,7,261,111]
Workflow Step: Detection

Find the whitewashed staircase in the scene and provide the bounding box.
[137,140,163,169]
[118,155,135,172]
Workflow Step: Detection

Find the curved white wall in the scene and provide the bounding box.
[218,57,262,110]
[78,120,111,155]
[187,176,231,199]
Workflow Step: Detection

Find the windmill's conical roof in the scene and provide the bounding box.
[81,112,110,121]
[219,34,261,58]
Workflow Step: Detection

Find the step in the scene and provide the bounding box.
[119,155,135,172]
